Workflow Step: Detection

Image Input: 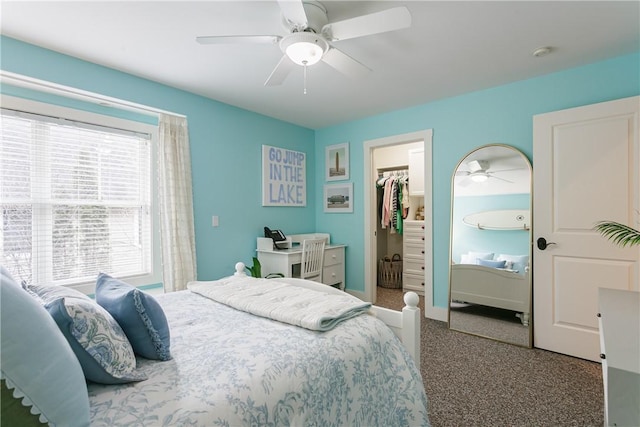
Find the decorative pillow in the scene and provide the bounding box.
[95,273,171,361]
[460,252,494,264]
[497,254,530,273]
[477,258,507,269]
[469,251,494,260]
[46,297,147,384]
[0,266,91,427]
[24,282,91,305]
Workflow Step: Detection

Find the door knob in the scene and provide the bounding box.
[537,237,556,250]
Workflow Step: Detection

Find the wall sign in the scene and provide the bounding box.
[262,145,306,207]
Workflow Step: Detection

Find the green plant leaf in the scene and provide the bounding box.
[594,221,640,248]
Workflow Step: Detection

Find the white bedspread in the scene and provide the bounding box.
[187,276,372,331]
[88,290,430,426]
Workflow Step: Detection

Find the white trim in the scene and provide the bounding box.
[0,70,184,118]
[363,129,440,320]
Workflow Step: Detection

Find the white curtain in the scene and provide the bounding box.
[158,114,197,292]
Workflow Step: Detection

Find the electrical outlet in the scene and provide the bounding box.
[212,215,219,227]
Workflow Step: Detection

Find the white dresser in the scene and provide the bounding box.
[402,220,425,295]
[598,288,640,427]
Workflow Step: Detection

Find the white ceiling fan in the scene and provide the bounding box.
[196,1,411,90]
[456,160,516,186]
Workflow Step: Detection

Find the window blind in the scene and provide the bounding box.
[1,107,152,286]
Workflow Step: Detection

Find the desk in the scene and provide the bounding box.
[257,234,346,290]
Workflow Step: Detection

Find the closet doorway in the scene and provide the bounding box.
[363,130,436,318]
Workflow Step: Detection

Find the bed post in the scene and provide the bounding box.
[402,292,421,367]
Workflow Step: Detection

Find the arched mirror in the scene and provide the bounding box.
[448,144,532,347]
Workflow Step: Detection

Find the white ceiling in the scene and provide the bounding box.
[1,1,638,129]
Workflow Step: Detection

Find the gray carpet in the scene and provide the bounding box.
[376,286,604,427]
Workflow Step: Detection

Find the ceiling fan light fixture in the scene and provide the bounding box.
[286,41,323,65]
[470,173,489,183]
[280,32,328,66]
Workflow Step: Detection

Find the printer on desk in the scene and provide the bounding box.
[263,227,289,250]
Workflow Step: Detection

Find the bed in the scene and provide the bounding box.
[1,263,429,427]
[450,263,530,325]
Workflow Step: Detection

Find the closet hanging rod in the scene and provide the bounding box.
[377,165,409,173]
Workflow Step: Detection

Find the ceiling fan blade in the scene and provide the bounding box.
[196,35,280,45]
[490,175,514,184]
[322,6,411,41]
[321,47,371,79]
[264,55,296,86]
[278,0,308,30]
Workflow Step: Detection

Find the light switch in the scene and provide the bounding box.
[212,215,219,227]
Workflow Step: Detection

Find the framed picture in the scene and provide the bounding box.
[324,183,353,213]
[325,142,349,181]
[261,145,306,207]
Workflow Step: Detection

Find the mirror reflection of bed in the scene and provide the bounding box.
[449,144,532,347]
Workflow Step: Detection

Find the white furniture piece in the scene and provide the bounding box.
[450,264,530,325]
[598,288,640,427]
[300,238,326,282]
[257,233,346,290]
[402,220,425,295]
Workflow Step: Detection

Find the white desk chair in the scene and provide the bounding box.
[300,238,326,283]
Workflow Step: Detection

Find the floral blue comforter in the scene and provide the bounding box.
[88,290,430,426]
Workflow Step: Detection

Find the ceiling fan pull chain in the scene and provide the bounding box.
[303,60,308,95]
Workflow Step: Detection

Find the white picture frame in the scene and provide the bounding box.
[325,142,349,181]
[324,183,353,213]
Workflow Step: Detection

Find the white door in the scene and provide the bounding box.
[533,96,640,362]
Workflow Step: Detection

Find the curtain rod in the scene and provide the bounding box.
[0,71,186,118]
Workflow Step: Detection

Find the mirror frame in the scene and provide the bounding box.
[448,143,533,348]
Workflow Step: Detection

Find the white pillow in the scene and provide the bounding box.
[460,251,494,264]
[469,251,494,260]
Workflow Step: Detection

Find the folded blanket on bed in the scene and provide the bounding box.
[187,276,372,331]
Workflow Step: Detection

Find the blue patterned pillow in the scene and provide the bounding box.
[96,273,171,361]
[46,297,147,384]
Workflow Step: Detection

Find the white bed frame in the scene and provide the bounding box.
[450,263,530,325]
[234,263,421,365]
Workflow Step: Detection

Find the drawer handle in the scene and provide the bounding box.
[421,225,425,229]
[421,250,425,254]
[421,237,425,241]
[421,266,425,270]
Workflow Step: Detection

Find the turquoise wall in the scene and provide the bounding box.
[1,36,316,282]
[315,52,639,306]
[2,36,638,306]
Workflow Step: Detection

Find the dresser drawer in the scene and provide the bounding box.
[323,264,344,286]
[404,241,425,258]
[404,258,425,276]
[403,220,425,234]
[324,247,344,267]
[403,274,425,293]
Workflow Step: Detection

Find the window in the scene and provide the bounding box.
[0,96,159,291]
